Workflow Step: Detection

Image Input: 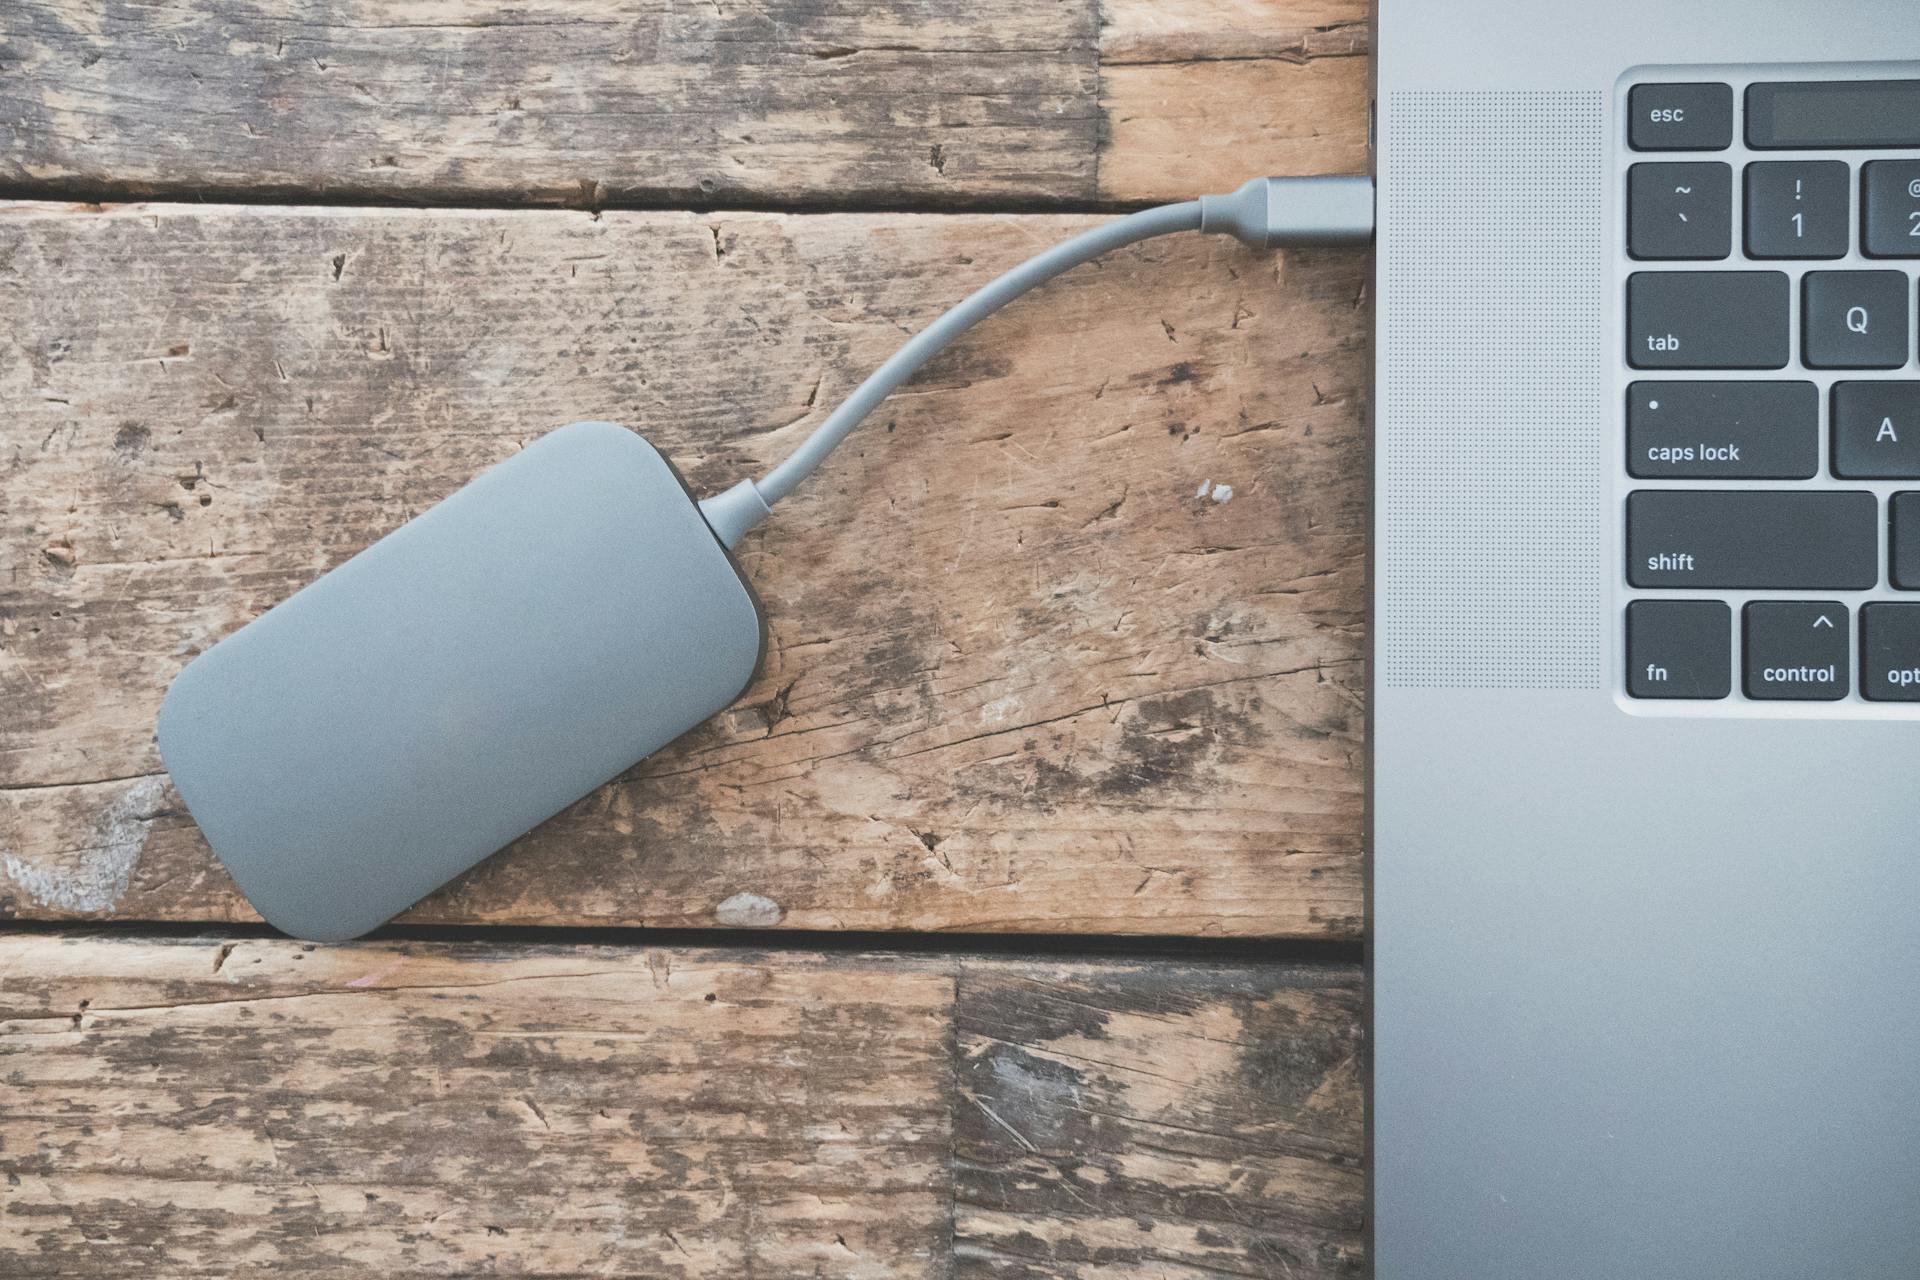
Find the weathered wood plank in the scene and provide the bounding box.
[1097,0,1371,203]
[1099,0,1370,65]
[0,201,1367,937]
[953,960,1365,1277]
[0,0,1369,209]
[0,933,1365,1277]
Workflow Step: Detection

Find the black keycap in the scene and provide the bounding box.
[1744,161,1850,259]
[1803,271,1911,369]
[1860,603,1920,700]
[1627,601,1730,699]
[1627,272,1789,370]
[1626,381,1817,479]
[1627,490,1877,590]
[1629,163,1731,260]
[1893,493,1920,591]
[1863,160,1920,258]
[1748,80,1920,149]
[1744,601,1849,700]
[1629,83,1733,151]
[1832,382,1920,478]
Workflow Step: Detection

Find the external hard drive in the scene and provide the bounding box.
[156,421,765,940]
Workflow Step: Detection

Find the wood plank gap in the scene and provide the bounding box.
[0,919,1366,969]
[0,176,1229,218]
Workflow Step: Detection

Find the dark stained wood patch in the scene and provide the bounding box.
[0,933,1364,1276]
[0,0,1097,208]
[0,1,1369,209]
[953,959,1365,1277]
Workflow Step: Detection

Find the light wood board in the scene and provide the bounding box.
[0,203,1368,938]
[0,932,1365,1276]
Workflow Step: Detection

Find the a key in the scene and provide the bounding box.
[1860,603,1920,700]
[1832,382,1920,478]
[1626,381,1817,479]
[1629,83,1733,151]
[1803,271,1910,369]
[1629,163,1731,260]
[1627,490,1877,589]
[1627,600,1730,699]
[1627,272,1789,370]
[1743,601,1849,700]
[1863,159,1920,258]
[1744,161,1849,259]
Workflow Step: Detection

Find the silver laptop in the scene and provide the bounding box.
[1371,2,1920,1275]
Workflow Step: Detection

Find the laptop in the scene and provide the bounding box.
[1371,2,1920,1275]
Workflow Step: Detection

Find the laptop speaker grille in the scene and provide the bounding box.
[1378,91,1606,690]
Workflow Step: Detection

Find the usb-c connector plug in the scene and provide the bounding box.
[1198,175,1376,251]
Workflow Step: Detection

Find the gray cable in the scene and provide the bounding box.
[759,200,1202,507]
[700,175,1374,548]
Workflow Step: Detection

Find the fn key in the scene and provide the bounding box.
[1628,600,1730,699]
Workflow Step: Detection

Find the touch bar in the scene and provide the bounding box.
[1748,80,1920,149]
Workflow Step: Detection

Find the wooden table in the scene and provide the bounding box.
[0,2,1370,1273]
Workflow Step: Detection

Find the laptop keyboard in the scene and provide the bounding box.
[1622,76,1920,704]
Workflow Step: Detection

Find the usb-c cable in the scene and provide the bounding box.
[698,175,1376,547]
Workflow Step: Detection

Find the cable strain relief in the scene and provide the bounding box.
[1197,178,1274,250]
[698,477,774,550]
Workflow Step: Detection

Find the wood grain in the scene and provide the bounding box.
[1097,0,1371,203]
[0,932,1365,1277]
[0,0,1369,209]
[0,201,1368,938]
[953,959,1365,1277]
[1,10,1375,1268]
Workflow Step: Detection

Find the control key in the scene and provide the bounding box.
[1744,601,1848,700]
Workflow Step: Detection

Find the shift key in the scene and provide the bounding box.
[1628,490,1877,589]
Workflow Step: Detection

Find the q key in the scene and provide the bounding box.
[1804,272,1910,369]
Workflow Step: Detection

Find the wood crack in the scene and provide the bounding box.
[889,660,1357,762]
[0,771,166,795]
[0,969,646,1024]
